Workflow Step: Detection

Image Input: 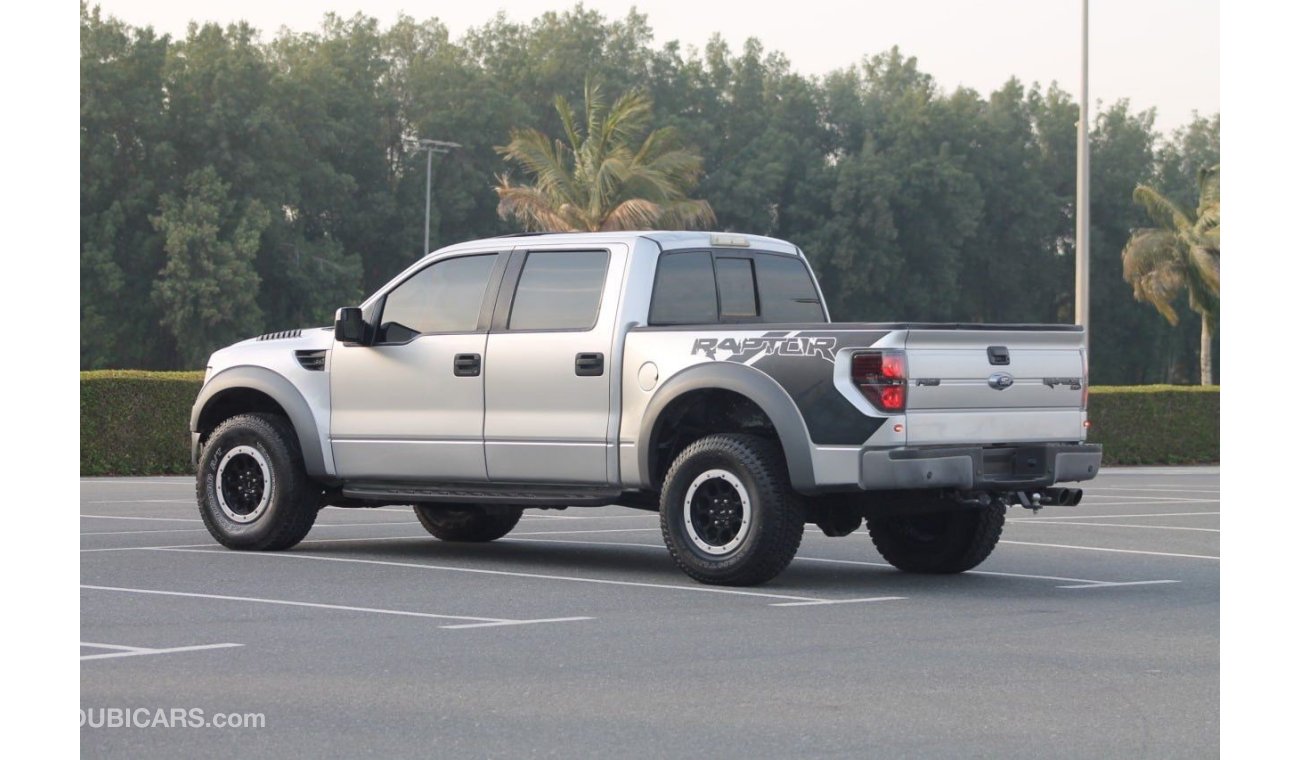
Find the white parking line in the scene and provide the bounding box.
[81,583,589,629]
[79,480,191,486]
[1079,496,1219,504]
[793,556,1178,589]
[1085,486,1220,494]
[84,499,196,504]
[502,537,1180,591]
[502,536,662,550]
[998,540,1218,560]
[771,596,904,607]
[80,520,423,536]
[440,618,600,630]
[511,527,661,536]
[521,513,656,520]
[1047,500,1220,510]
[81,514,203,522]
[1007,520,1218,533]
[147,547,835,605]
[1055,580,1183,589]
[82,528,211,536]
[81,641,243,661]
[87,528,1202,584]
[1007,511,1219,521]
[1096,468,1218,476]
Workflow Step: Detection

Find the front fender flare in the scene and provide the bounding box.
[191,365,329,478]
[638,362,816,493]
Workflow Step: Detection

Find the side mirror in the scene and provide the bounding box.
[334,307,368,345]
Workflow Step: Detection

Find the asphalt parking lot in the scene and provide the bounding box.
[81,468,1219,758]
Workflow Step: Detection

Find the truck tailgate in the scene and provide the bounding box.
[904,328,1087,446]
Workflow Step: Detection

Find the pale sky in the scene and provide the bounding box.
[90,0,1219,134]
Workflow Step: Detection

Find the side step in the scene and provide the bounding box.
[341,481,623,507]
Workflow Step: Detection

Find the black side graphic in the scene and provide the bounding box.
[727,329,890,445]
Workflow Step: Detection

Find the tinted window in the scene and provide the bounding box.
[756,255,825,322]
[378,254,498,342]
[716,258,757,320]
[650,251,718,325]
[509,250,609,330]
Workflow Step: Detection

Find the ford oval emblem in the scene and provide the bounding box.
[988,372,1015,390]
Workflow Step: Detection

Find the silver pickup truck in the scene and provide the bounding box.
[191,231,1100,586]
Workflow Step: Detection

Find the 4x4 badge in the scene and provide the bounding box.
[988,372,1015,390]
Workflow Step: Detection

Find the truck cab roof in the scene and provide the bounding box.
[431,230,800,258]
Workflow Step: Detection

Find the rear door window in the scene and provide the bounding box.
[508,250,610,330]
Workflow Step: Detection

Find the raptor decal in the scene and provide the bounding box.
[691,334,838,363]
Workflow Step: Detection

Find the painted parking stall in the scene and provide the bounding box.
[81,468,1218,758]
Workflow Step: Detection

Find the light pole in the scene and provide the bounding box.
[1075,0,1090,341]
[404,137,461,255]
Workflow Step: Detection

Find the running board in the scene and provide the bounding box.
[340,481,623,507]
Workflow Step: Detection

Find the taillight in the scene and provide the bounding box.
[852,350,907,412]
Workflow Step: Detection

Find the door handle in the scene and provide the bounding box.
[453,353,481,377]
[575,352,604,377]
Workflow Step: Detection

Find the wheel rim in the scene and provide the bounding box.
[682,469,752,556]
[215,445,271,524]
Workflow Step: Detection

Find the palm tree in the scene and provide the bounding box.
[494,82,715,232]
[1121,164,1220,385]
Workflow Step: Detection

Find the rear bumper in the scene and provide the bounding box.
[859,443,1101,491]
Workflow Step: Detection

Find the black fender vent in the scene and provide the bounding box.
[258,329,302,341]
[295,349,327,371]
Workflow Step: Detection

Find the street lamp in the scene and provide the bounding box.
[1075,0,1090,343]
[404,137,461,256]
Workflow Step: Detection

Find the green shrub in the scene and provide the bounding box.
[1088,385,1219,465]
[81,370,204,476]
[80,372,1219,475]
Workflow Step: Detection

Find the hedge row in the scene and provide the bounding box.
[81,370,204,476]
[1087,385,1219,465]
[79,373,1218,476]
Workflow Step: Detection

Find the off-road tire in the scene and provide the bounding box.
[866,502,1006,573]
[659,433,804,586]
[196,413,320,551]
[413,505,524,542]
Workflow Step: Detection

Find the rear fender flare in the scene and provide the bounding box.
[638,362,816,492]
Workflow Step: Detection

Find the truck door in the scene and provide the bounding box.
[482,245,625,484]
[330,252,505,480]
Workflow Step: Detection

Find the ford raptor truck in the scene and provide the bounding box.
[190,231,1100,586]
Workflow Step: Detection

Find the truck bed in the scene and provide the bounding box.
[623,321,1088,451]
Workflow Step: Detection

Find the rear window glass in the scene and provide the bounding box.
[716,258,757,320]
[650,251,717,324]
[508,250,609,330]
[755,255,824,322]
[649,250,825,325]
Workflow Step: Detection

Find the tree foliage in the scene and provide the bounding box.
[1122,165,1220,383]
[496,82,714,231]
[151,167,268,367]
[80,3,1219,383]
